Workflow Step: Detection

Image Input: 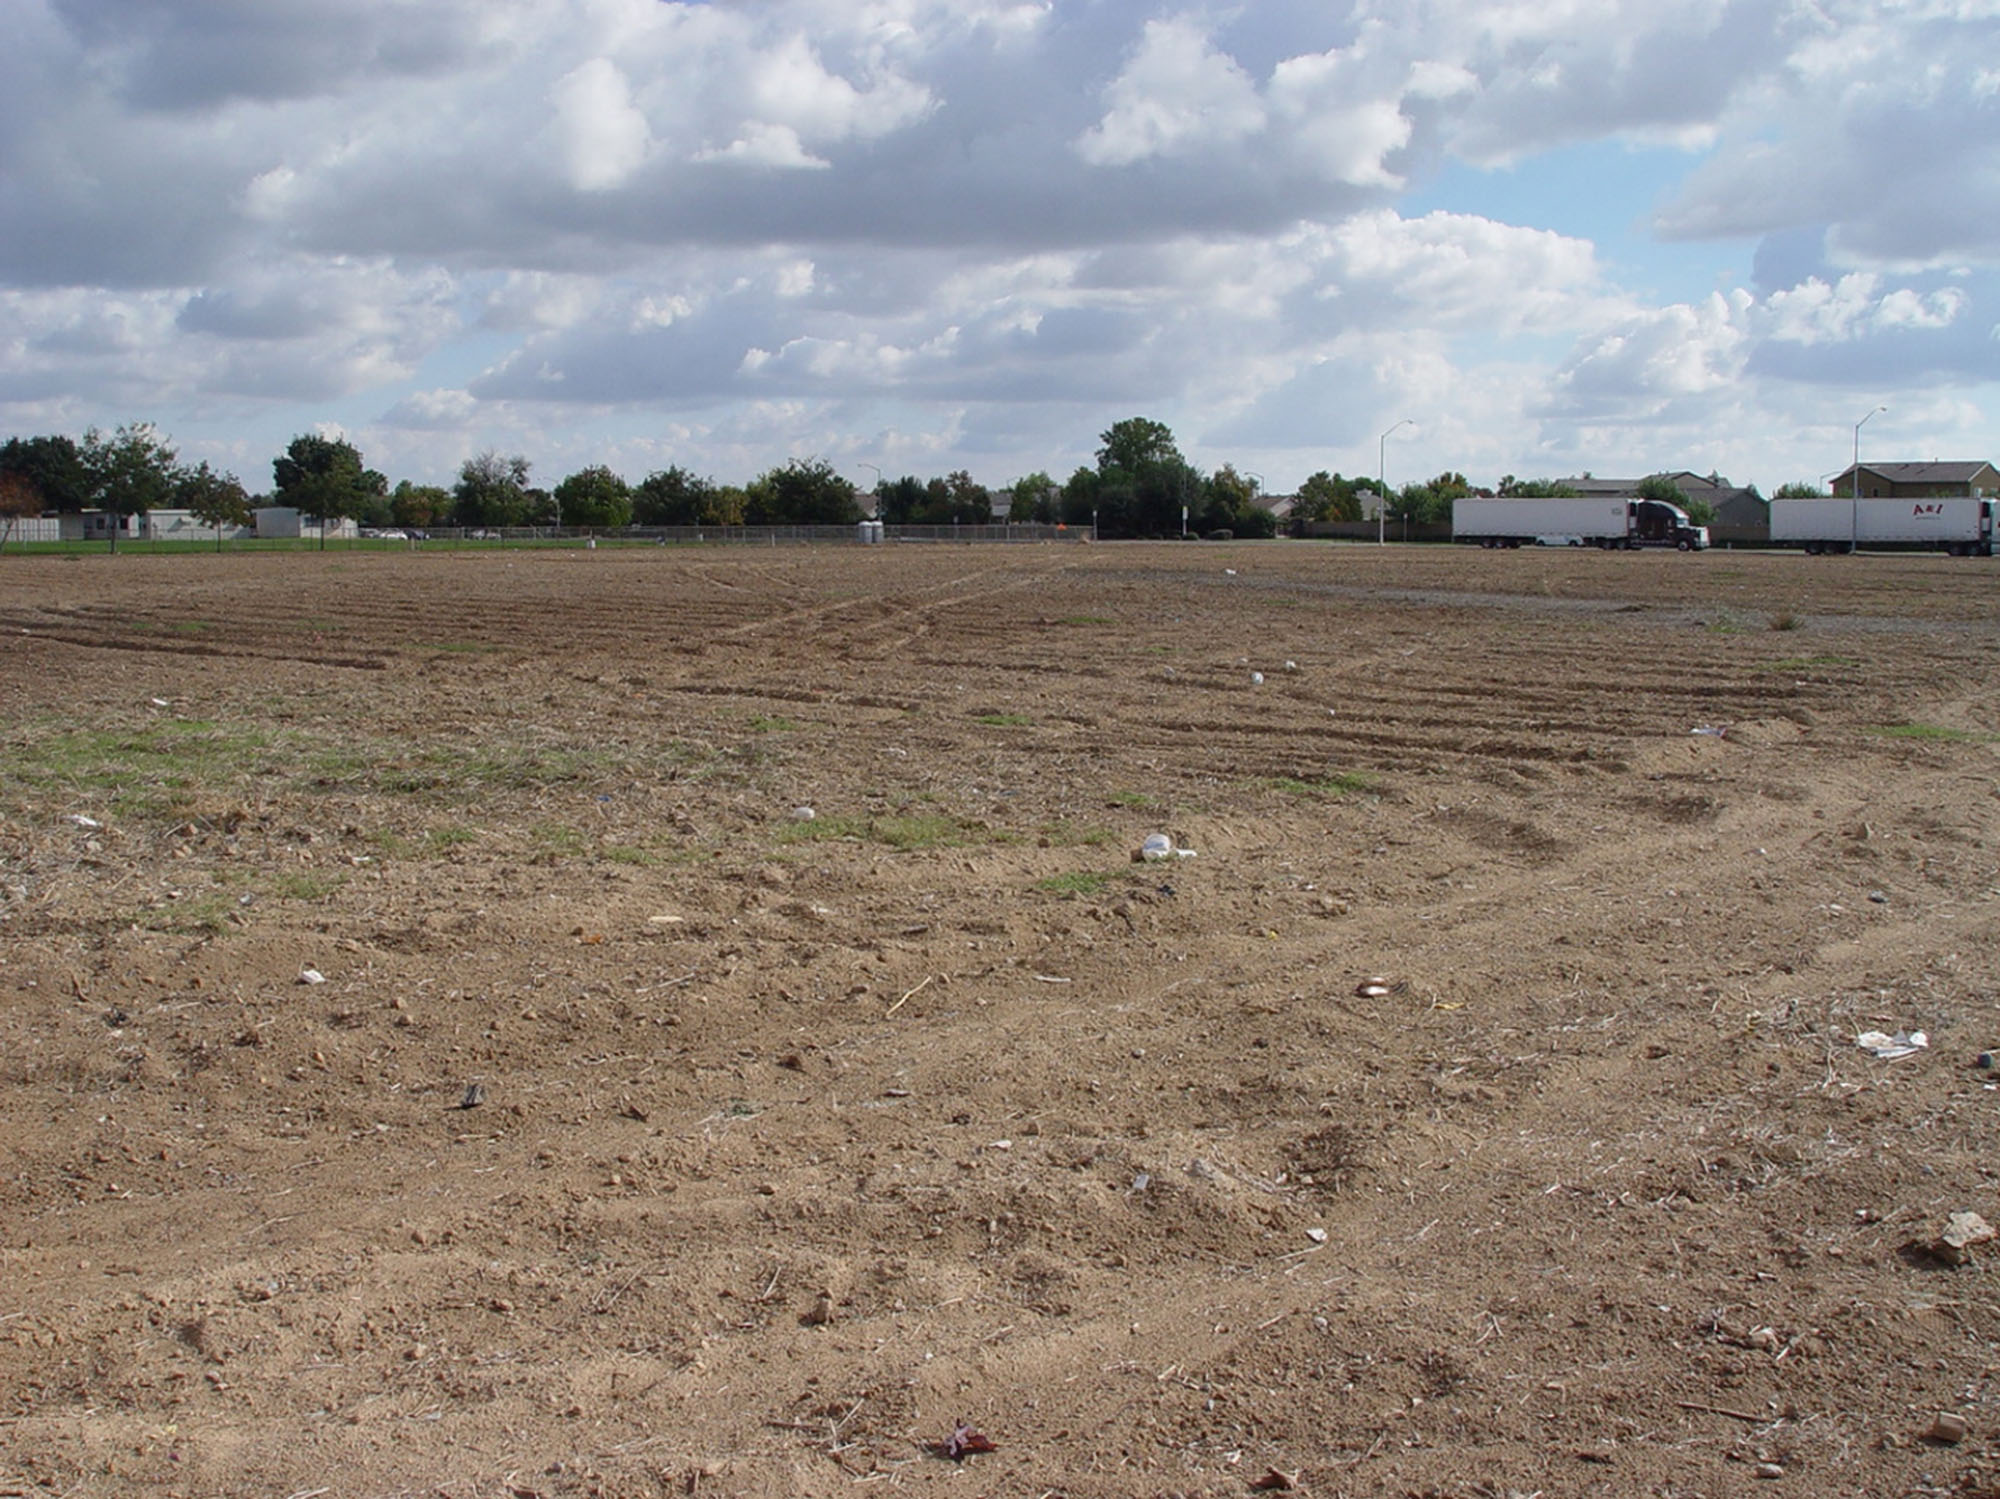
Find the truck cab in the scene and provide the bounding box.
[1629,499,1709,550]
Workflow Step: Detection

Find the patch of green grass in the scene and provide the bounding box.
[268,870,345,902]
[1761,654,1859,671]
[602,843,660,866]
[1108,790,1157,808]
[166,619,217,634]
[1704,610,1746,635]
[1264,771,1375,797]
[1868,723,1996,743]
[1057,615,1113,625]
[747,715,799,733]
[1036,870,1116,897]
[1,719,277,825]
[776,810,972,851]
[374,743,621,797]
[972,712,1034,727]
[424,823,481,852]
[530,822,588,858]
[1768,610,1805,632]
[131,894,236,936]
[370,830,417,859]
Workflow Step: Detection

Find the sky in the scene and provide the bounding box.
[2,0,1996,499]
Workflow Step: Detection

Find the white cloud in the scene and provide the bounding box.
[551,58,652,191]
[0,0,1991,500]
[1076,18,1266,166]
[695,121,830,170]
[1546,290,1755,418]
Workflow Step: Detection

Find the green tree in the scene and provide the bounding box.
[1090,417,1199,537]
[1096,417,1181,476]
[1059,466,1101,528]
[1293,470,1365,524]
[0,471,39,549]
[452,451,533,528]
[744,458,861,525]
[1496,476,1581,498]
[1388,471,1467,528]
[390,481,451,529]
[1772,481,1828,498]
[1008,470,1058,523]
[273,434,388,544]
[0,435,88,512]
[633,466,731,526]
[176,461,251,549]
[552,466,632,529]
[945,470,991,525]
[81,423,183,552]
[875,475,929,525]
[1195,464,1274,537]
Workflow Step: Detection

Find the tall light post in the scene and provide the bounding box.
[1378,419,1412,546]
[1852,405,1885,549]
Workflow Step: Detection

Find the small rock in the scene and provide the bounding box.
[1935,1211,1996,1265]
[1305,1227,1328,1243]
[1250,671,1264,685]
[1754,1461,1784,1480]
[1925,1412,1970,1445]
[1975,1052,1994,1070]
[298,967,326,985]
[1868,890,1888,903]
[1136,833,1174,862]
[791,806,815,821]
[458,1082,486,1110]
[1355,978,1391,999]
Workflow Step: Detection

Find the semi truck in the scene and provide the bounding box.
[1452,497,1710,550]
[1768,496,1995,555]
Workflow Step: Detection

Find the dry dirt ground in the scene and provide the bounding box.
[3,542,2000,1499]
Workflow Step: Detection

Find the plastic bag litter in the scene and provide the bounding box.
[1855,1029,1927,1059]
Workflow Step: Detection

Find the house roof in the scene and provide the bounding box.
[1552,471,1738,498]
[1845,461,1996,484]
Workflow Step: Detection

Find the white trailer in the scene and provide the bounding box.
[1769,497,1995,555]
[1453,497,1709,550]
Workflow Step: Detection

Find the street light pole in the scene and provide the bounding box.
[1378,419,1412,546]
[1853,405,1885,549]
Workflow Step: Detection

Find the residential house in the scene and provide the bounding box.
[1822,461,2000,499]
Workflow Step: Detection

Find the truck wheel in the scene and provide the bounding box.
[1676,539,1691,551]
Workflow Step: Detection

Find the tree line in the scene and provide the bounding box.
[1,415,1753,546]
[0,417,1282,542]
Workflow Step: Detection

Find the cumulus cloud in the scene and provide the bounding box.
[1076,18,1266,166]
[551,58,653,191]
[0,0,1992,496]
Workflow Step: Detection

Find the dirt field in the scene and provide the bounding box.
[3,541,2000,1499]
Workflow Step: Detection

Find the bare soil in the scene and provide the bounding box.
[3,542,2000,1499]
